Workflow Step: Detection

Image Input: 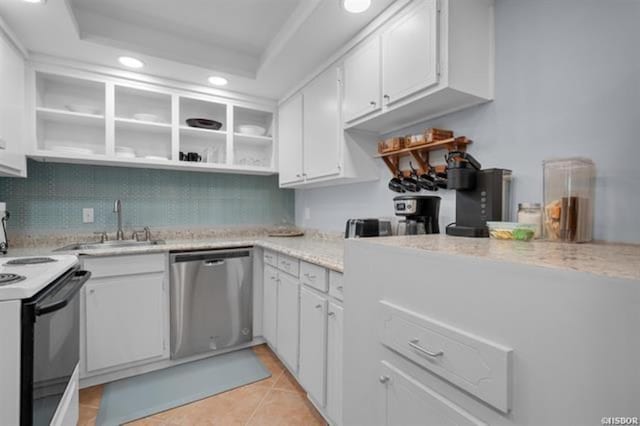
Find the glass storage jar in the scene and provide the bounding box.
[517,203,542,239]
[543,158,596,242]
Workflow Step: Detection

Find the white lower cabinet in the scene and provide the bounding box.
[81,254,169,378]
[262,256,344,425]
[84,272,166,373]
[262,265,279,347]
[299,287,328,406]
[276,272,300,372]
[326,302,344,426]
[379,361,486,426]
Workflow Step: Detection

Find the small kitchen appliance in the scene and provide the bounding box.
[345,218,393,238]
[393,195,441,235]
[445,151,512,237]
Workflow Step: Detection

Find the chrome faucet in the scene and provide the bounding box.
[113,199,125,240]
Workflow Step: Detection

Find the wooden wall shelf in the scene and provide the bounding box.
[376,136,471,176]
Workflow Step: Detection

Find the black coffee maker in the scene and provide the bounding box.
[445,151,512,237]
[393,195,441,235]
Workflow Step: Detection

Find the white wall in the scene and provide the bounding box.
[295,0,640,243]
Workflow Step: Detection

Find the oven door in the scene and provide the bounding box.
[20,268,91,426]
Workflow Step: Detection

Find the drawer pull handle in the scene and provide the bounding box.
[315,304,323,309]
[328,311,335,317]
[337,285,344,290]
[408,339,444,358]
[379,375,390,384]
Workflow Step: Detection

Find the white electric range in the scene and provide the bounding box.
[0,255,91,426]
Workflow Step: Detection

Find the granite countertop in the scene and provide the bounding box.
[355,234,640,281]
[7,230,640,280]
[7,235,345,272]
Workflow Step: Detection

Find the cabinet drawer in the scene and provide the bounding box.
[379,361,486,426]
[379,301,512,412]
[329,271,344,301]
[263,250,278,267]
[300,261,328,292]
[277,253,299,277]
[83,253,166,278]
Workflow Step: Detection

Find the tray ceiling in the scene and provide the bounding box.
[0,0,398,98]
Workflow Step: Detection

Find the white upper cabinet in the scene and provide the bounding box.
[0,33,26,177]
[382,0,439,107]
[342,0,495,133]
[278,66,378,189]
[278,93,304,185]
[302,67,341,180]
[342,36,381,123]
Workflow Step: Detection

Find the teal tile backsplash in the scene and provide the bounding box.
[0,160,294,233]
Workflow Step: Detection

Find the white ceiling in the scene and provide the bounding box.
[0,0,397,99]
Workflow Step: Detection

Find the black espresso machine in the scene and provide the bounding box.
[445,151,512,237]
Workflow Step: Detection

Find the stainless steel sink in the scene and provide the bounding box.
[55,239,165,252]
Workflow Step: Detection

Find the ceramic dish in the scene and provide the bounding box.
[237,124,266,136]
[116,146,135,153]
[144,155,168,161]
[65,104,101,115]
[51,145,95,155]
[115,152,136,159]
[186,118,222,131]
[133,113,160,122]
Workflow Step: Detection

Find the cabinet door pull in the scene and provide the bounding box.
[328,311,335,317]
[408,339,444,358]
[315,304,323,309]
[337,285,344,291]
[379,375,390,384]
[370,101,377,107]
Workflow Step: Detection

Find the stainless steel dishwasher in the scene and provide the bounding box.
[170,248,253,359]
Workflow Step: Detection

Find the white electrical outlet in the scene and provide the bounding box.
[82,208,94,224]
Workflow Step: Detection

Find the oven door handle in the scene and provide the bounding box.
[35,270,91,316]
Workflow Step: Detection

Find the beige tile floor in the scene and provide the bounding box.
[78,344,327,426]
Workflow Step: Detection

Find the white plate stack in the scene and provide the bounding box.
[115,146,136,159]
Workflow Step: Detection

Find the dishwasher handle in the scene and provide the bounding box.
[204,259,225,266]
[171,248,251,264]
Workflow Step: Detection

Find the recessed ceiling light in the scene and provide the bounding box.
[208,76,228,86]
[342,0,371,13]
[22,0,46,3]
[118,56,144,69]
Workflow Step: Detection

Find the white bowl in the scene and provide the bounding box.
[237,124,266,136]
[65,104,101,115]
[116,152,136,159]
[133,113,160,122]
[116,146,136,153]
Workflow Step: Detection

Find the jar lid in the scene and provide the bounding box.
[518,202,541,209]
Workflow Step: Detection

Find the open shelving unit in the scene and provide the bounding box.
[30,68,277,175]
[376,137,472,176]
